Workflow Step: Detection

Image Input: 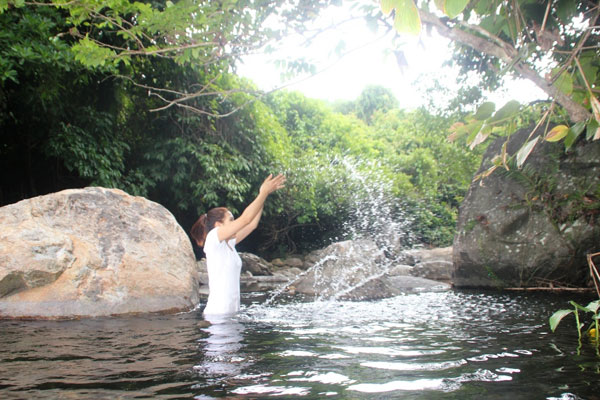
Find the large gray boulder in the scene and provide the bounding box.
[0,187,200,318]
[454,127,600,288]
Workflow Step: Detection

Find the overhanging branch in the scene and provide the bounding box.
[419,9,592,123]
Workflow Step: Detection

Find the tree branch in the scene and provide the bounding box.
[419,9,592,123]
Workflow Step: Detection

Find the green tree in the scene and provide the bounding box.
[355,85,399,124]
[1,0,333,115]
[378,0,598,126]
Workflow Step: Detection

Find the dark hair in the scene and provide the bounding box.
[190,207,229,247]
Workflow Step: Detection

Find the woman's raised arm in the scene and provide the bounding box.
[216,174,285,242]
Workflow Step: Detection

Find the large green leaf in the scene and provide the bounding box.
[489,100,520,123]
[578,54,599,88]
[474,0,492,14]
[468,124,491,150]
[587,119,600,140]
[552,69,573,96]
[479,14,507,36]
[586,300,600,313]
[549,309,573,332]
[474,102,495,120]
[556,0,577,23]
[381,0,395,16]
[393,0,421,35]
[564,121,586,149]
[443,0,470,19]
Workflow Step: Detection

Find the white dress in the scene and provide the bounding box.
[202,227,242,316]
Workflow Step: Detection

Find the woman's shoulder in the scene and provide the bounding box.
[204,227,220,247]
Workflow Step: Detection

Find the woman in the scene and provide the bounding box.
[191,174,286,316]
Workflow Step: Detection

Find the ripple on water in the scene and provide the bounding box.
[361,359,468,371]
[2,291,598,399]
[348,368,513,394]
[285,371,356,385]
[231,384,311,396]
[335,345,446,357]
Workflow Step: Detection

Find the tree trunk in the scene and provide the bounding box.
[419,10,591,123]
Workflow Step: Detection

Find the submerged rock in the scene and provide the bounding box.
[454,127,600,288]
[0,187,200,318]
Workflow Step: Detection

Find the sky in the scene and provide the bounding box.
[237,3,547,111]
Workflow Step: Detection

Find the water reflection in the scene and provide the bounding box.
[194,315,248,379]
[1,291,599,399]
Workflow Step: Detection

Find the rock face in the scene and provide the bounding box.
[403,247,453,283]
[454,128,600,288]
[0,187,200,318]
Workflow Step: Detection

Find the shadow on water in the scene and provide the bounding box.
[1,290,599,399]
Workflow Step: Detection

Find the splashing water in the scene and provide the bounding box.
[263,156,420,304]
[339,157,417,252]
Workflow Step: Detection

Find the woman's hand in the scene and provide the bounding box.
[259,174,286,196]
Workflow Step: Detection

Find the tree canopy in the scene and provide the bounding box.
[372,0,599,160]
[3,0,595,258]
[1,0,334,115]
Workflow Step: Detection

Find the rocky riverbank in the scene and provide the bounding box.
[1,187,451,319]
[198,241,453,300]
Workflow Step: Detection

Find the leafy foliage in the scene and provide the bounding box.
[1,5,481,257]
[375,0,599,174]
[1,0,333,115]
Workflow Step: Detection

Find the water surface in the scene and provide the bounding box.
[1,290,599,399]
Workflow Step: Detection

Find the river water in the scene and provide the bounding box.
[1,290,599,399]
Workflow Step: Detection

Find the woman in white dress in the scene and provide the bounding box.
[190,174,286,316]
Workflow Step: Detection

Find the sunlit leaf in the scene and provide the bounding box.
[550,309,573,332]
[447,122,465,142]
[474,165,498,181]
[516,136,539,168]
[468,124,490,150]
[489,100,520,123]
[545,125,569,142]
[464,120,484,144]
[474,102,495,120]
[393,0,421,35]
[443,0,470,19]
[380,0,395,16]
[586,300,600,313]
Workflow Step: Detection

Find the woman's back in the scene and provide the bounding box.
[202,227,242,315]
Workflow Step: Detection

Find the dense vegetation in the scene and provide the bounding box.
[0,3,483,257]
[2,0,598,259]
